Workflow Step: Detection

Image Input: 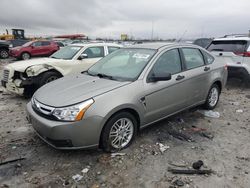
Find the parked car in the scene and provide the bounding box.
[0,40,10,59]
[207,36,250,83]
[1,43,121,96]
[193,38,213,48]
[9,40,59,60]
[8,39,30,48]
[26,43,228,151]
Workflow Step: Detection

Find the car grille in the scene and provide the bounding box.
[3,69,9,82]
[32,98,55,116]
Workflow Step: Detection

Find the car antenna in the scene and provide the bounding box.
[177,30,187,43]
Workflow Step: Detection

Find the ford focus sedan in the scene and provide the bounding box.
[26,43,228,152]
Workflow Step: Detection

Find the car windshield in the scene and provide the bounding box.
[50,46,81,60]
[87,48,156,81]
[22,41,33,47]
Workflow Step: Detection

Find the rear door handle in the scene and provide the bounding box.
[176,75,185,81]
[204,66,210,71]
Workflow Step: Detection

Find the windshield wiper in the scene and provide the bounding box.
[50,56,58,59]
[96,73,115,80]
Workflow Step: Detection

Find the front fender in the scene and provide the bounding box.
[25,64,63,77]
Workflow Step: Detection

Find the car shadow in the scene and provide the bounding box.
[226,77,250,90]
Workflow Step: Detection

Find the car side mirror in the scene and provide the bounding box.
[148,71,172,82]
[78,53,88,60]
[31,45,34,49]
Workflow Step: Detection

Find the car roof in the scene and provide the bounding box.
[213,37,250,41]
[126,42,199,50]
[70,43,122,47]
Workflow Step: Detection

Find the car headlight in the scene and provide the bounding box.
[52,99,94,121]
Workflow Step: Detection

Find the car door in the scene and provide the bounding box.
[143,48,192,123]
[41,41,51,55]
[180,47,211,106]
[31,41,43,56]
[72,46,105,73]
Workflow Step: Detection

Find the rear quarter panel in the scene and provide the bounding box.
[209,56,228,91]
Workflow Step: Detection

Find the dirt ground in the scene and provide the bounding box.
[0,59,249,188]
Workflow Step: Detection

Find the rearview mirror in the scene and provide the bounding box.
[78,53,88,60]
[148,71,172,82]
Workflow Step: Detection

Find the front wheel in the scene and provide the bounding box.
[21,52,31,60]
[204,84,220,110]
[101,112,138,152]
[39,71,61,87]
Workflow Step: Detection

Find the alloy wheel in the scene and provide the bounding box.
[208,87,219,107]
[109,118,134,149]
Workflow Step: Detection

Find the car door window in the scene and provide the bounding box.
[202,51,214,64]
[41,41,50,46]
[182,48,205,69]
[108,47,120,54]
[32,41,42,47]
[83,46,104,58]
[150,49,182,75]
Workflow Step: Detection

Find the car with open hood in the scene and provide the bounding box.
[1,43,121,96]
[26,43,228,151]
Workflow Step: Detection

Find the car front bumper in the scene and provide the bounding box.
[26,102,105,150]
[9,50,21,58]
[1,79,24,95]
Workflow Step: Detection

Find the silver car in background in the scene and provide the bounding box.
[26,43,228,152]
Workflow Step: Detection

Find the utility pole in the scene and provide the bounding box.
[151,21,154,41]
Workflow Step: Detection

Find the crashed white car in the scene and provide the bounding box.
[1,43,121,96]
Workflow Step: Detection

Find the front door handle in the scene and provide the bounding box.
[204,66,210,71]
[176,75,185,81]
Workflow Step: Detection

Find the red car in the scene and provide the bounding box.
[9,40,59,60]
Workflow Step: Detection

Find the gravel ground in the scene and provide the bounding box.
[0,58,249,188]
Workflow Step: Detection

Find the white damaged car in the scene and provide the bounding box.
[1,43,121,96]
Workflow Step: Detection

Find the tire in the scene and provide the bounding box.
[39,71,61,87]
[203,84,220,110]
[0,49,9,59]
[101,111,138,152]
[21,52,31,60]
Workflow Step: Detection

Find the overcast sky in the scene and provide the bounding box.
[0,0,249,39]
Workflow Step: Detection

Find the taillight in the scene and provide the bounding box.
[234,52,250,57]
[224,64,228,70]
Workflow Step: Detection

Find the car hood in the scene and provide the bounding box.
[11,46,22,50]
[34,74,130,107]
[7,58,67,72]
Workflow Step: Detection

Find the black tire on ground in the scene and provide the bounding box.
[101,111,138,152]
[203,84,220,110]
[21,52,31,60]
[0,49,9,59]
[39,71,61,87]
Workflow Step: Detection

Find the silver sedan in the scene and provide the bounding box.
[26,43,228,151]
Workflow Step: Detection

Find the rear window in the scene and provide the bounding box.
[207,40,247,53]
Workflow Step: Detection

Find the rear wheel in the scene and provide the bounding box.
[204,84,220,110]
[0,49,9,59]
[39,71,61,87]
[101,112,137,152]
[21,52,31,60]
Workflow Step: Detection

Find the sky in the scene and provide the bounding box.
[0,0,249,39]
